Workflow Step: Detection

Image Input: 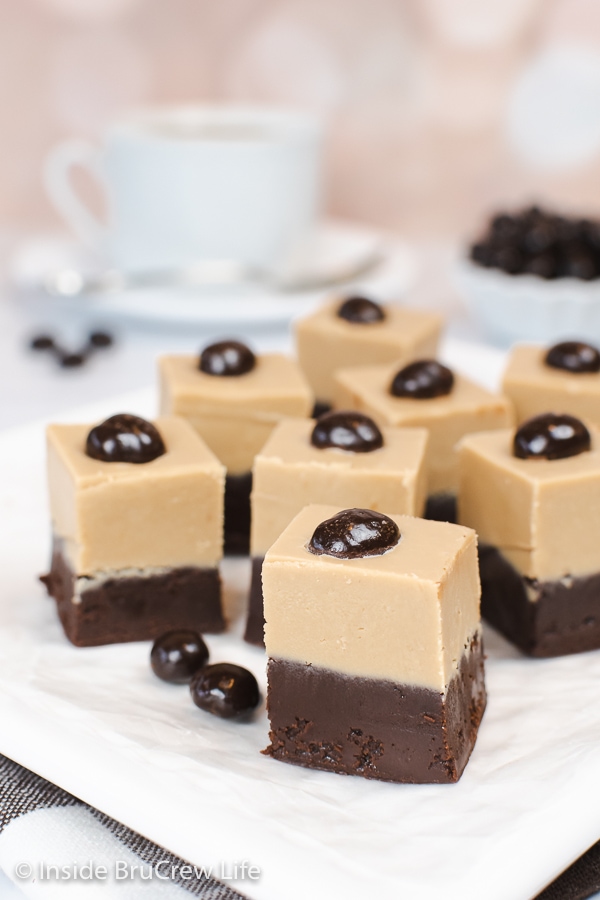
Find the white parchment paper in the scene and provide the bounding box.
[1,350,599,900]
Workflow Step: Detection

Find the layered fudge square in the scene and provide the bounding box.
[295,295,442,412]
[42,414,226,647]
[159,341,313,554]
[459,414,600,656]
[245,411,428,645]
[263,505,486,784]
[334,359,513,521]
[503,341,600,427]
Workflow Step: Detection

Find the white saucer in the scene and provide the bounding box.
[11,220,416,329]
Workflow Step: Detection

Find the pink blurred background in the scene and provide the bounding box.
[4,0,600,242]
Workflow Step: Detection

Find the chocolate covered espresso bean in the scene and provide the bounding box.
[199,340,256,377]
[513,413,591,461]
[311,411,383,453]
[545,341,600,374]
[337,296,385,324]
[308,508,400,559]
[390,360,454,400]
[86,413,166,464]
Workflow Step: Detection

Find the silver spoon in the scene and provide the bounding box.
[42,248,385,298]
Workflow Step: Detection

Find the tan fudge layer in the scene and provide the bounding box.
[250,418,428,556]
[295,300,442,403]
[458,429,600,581]
[333,363,513,495]
[159,354,313,474]
[47,417,225,574]
[503,344,600,428]
[263,504,481,692]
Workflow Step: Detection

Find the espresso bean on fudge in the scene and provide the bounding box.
[459,413,600,657]
[159,341,312,554]
[503,341,600,428]
[334,359,513,522]
[263,505,486,784]
[245,412,428,645]
[43,415,225,646]
[295,297,442,412]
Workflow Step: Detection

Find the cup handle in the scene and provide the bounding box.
[44,139,108,252]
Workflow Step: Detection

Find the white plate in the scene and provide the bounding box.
[1,340,599,900]
[11,220,416,328]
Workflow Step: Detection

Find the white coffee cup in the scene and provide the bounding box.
[44,105,323,273]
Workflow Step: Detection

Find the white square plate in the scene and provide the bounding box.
[1,342,599,900]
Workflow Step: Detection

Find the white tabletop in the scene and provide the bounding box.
[0,280,297,432]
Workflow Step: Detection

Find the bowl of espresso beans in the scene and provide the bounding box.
[456,206,600,345]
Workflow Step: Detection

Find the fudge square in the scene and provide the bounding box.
[333,361,512,518]
[43,415,226,647]
[159,346,312,554]
[263,504,486,784]
[502,342,600,428]
[294,296,442,407]
[459,424,600,657]
[245,414,428,645]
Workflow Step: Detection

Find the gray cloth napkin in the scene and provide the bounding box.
[534,842,600,900]
[0,754,246,898]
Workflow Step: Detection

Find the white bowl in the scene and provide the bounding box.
[455,257,600,345]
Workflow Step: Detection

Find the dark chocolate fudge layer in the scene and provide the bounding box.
[265,634,486,784]
[479,544,600,657]
[244,556,265,646]
[224,472,252,556]
[42,539,224,647]
[424,493,457,524]
[311,401,332,419]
